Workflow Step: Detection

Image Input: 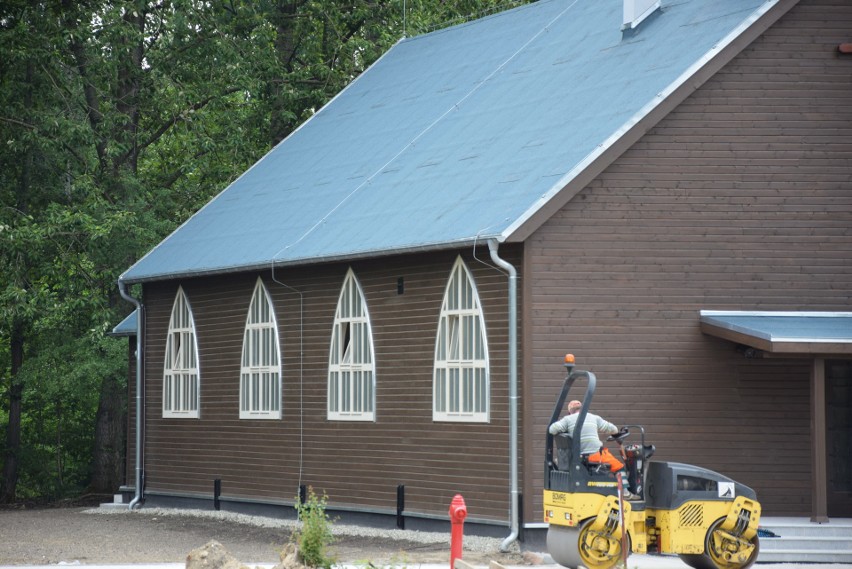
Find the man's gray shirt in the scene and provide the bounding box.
[549,412,619,455]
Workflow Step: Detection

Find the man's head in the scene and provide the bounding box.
[567,400,582,414]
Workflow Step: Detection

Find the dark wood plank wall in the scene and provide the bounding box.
[133,246,522,522]
[524,0,852,520]
[125,338,136,489]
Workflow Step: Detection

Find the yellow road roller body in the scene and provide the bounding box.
[543,355,761,569]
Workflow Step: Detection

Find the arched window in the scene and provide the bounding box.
[433,257,489,422]
[240,278,282,419]
[163,287,200,418]
[328,269,375,421]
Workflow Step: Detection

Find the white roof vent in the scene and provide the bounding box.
[622,0,661,31]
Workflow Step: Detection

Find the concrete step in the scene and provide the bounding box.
[757,548,852,564]
[760,536,852,549]
[759,524,852,537]
[98,493,128,510]
[756,517,852,564]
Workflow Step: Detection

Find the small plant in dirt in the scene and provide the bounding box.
[293,486,336,569]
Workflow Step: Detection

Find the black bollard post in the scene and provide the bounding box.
[396,485,405,529]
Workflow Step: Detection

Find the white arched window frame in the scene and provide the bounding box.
[240,278,282,419]
[328,269,376,421]
[163,287,200,418]
[433,257,489,422]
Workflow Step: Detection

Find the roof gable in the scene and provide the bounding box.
[122,0,791,283]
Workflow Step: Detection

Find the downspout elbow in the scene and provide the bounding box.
[118,278,144,510]
[488,240,519,552]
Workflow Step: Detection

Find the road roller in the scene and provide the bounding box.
[543,354,761,569]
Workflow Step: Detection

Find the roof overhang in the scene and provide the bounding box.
[110,310,138,337]
[699,310,852,356]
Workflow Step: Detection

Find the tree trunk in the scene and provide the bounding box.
[1,59,32,504]
[1,321,25,503]
[88,372,126,494]
[269,1,303,146]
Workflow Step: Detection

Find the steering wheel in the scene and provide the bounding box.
[607,427,630,443]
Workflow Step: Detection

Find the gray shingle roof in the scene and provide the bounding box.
[121,0,782,283]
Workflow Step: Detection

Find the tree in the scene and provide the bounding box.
[0,0,533,502]
[1,0,274,500]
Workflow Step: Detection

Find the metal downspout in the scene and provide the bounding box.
[118,278,144,510]
[488,240,519,552]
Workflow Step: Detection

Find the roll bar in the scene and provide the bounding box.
[544,356,597,489]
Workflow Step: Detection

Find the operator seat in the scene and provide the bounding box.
[554,433,607,473]
[554,433,573,471]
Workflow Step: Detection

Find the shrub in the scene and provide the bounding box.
[294,487,336,568]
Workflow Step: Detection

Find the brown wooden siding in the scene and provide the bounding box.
[524,0,852,521]
[135,246,522,522]
[125,337,136,488]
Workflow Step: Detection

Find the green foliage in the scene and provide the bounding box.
[15,332,126,499]
[294,487,336,569]
[0,0,536,502]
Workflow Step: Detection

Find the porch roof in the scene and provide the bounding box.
[699,310,852,355]
[111,310,138,337]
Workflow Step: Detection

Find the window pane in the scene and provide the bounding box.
[437,320,446,361]
[342,323,352,364]
[272,373,280,411]
[449,368,459,412]
[365,371,373,412]
[435,369,445,412]
[476,368,486,412]
[354,371,362,412]
[252,373,259,409]
[164,375,172,410]
[342,371,351,412]
[460,368,468,412]
[449,316,459,360]
[329,372,339,412]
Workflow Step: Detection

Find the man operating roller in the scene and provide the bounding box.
[549,399,639,499]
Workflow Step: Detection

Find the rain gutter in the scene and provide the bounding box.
[488,239,519,552]
[118,278,144,510]
[120,236,495,285]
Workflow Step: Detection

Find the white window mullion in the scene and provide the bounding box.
[240,279,282,419]
[328,269,375,421]
[433,257,489,423]
[163,287,200,418]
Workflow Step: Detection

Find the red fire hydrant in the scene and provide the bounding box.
[449,494,467,569]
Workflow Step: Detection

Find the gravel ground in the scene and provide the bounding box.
[3,507,843,569]
[0,506,525,566]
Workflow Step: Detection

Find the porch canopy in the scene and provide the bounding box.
[699,310,852,355]
[111,310,138,337]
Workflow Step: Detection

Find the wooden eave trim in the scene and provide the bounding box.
[700,322,774,351]
[768,341,852,355]
[503,0,800,244]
